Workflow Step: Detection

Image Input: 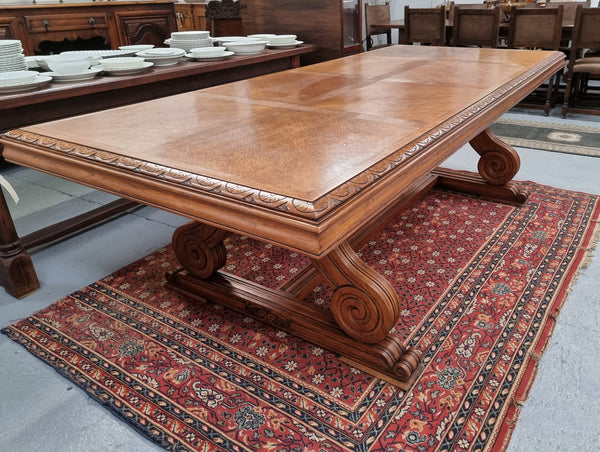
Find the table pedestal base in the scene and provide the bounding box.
[164,127,529,388]
[166,268,423,388]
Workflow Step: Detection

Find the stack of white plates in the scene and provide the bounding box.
[136,48,186,66]
[0,39,28,72]
[265,35,303,48]
[168,30,213,52]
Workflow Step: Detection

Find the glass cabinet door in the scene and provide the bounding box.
[343,0,362,52]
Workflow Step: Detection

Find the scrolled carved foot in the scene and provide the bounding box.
[393,348,422,382]
[172,222,230,279]
[330,284,398,344]
[477,150,519,186]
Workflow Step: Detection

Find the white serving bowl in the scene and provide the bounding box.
[267,34,297,44]
[215,36,259,46]
[247,34,277,40]
[0,70,38,85]
[190,46,227,57]
[225,40,267,54]
[100,57,145,70]
[47,58,90,75]
[118,44,155,52]
[171,31,211,40]
[35,54,88,72]
[145,48,179,56]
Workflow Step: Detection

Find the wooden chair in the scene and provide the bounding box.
[507,5,564,115]
[561,6,600,118]
[404,6,446,46]
[365,3,392,50]
[205,0,243,37]
[451,6,500,48]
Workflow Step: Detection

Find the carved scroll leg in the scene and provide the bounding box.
[311,241,399,344]
[167,227,422,387]
[172,221,230,279]
[311,241,421,383]
[434,127,529,204]
[0,186,39,298]
[471,127,520,186]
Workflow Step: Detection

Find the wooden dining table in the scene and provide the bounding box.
[0,45,565,387]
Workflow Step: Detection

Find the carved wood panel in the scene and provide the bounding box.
[116,11,174,46]
[0,15,18,40]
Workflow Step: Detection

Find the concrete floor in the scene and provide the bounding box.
[0,107,599,451]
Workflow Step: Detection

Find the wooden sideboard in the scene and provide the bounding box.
[0,1,177,55]
[240,0,363,65]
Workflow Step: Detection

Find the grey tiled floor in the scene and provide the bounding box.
[0,108,599,451]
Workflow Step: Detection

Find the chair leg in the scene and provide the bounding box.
[544,74,554,116]
[561,72,575,118]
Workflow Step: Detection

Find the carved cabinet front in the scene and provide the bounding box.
[0,1,176,55]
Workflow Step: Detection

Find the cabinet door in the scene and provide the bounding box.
[175,4,194,31]
[191,4,208,31]
[115,11,174,46]
[0,15,19,40]
[343,0,362,53]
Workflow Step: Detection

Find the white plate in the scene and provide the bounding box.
[24,56,39,69]
[137,48,185,60]
[267,40,304,49]
[101,61,154,75]
[61,49,136,58]
[185,51,234,61]
[46,67,103,82]
[0,63,28,71]
[0,47,23,56]
[0,39,22,47]
[143,48,180,56]
[0,75,51,93]
[147,57,183,67]
[230,49,264,55]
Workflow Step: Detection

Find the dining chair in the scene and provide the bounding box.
[365,2,392,50]
[451,6,500,48]
[507,5,565,115]
[404,6,447,46]
[561,6,600,118]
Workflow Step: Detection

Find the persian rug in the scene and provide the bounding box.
[3,181,599,452]
[490,118,600,157]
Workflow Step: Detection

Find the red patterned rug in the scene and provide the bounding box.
[4,182,599,451]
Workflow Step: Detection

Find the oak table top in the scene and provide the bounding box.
[0,45,565,386]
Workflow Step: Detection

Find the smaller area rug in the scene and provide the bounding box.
[490,118,600,157]
[3,182,599,451]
